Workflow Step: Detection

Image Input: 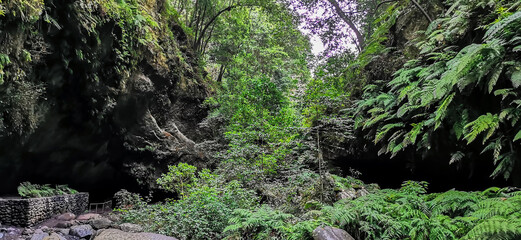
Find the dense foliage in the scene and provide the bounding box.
[355,0,521,181]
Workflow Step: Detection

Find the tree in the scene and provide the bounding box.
[286,0,383,53]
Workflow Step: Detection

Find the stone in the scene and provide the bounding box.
[23,228,35,235]
[312,226,355,240]
[93,229,178,240]
[59,229,69,236]
[113,189,141,209]
[106,213,121,222]
[30,232,50,240]
[356,188,369,198]
[43,233,67,240]
[89,217,113,229]
[56,213,76,221]
[119,223,143,233]
[55,221,74,228]
[337,189,357,201]
[76,213,100,221]
[69,225,95,238]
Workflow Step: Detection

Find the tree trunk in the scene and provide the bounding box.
[326,0,365,52]
[217,64,226,82]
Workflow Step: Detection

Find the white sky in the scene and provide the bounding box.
[294,6,327,56]
[294,2,357,56]
[310,35,326,55]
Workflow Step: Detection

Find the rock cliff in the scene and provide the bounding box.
[0,0,210,197]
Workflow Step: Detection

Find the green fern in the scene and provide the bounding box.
[485,11,521,40]
[464,113,499,144]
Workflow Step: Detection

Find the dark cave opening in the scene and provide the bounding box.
[330,151,511,193]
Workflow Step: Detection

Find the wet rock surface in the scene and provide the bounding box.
[93,229,178,240]
[1,211,177,240]
[313,226,356,240]
[68,225,94,238]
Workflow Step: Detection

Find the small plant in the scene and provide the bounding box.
[17,182,78,198]
[156,162,197,196]
[0,53,10,85]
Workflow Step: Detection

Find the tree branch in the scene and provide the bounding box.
[375,0,398,12]
[375,0,432,25]
[326,0,365,52]
[195,5,239,52]
[411,0,432,23]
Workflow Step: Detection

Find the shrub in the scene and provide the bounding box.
[120,164,258,240]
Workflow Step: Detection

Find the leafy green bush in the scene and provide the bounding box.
[156,162,198,197]
[17,182,78,198]
[121,165,258,240]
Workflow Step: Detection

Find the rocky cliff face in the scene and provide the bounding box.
[0,0,210,198]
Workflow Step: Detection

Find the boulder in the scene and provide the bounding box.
[89,217,113,229]
[30,232,49,240]
[337,189,357,201]
[55,221,75,228]
[56,213,76,221]
[312,226,355,240]
[356,188,369,198]
[113,189,141,209]
[43,233,67,240]
[69,224,95,238]
[93,229,177,240]
[76,213,101,221]
[59,229,70,236]
[119,223,143,233]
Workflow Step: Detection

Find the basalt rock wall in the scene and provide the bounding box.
[0,193,89,226]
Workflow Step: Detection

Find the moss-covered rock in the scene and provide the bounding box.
[0,0,210,196]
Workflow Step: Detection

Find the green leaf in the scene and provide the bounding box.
[435,93,455,130]
[464,113,499,144]
[511,69,521,88]
[513,130,521,142]
[488,63,504,93]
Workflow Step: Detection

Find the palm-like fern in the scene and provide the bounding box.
[355,0,521,180]
[316,181,521,240]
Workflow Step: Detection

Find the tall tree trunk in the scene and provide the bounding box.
[217,64,226,82]
[326,0,365,52]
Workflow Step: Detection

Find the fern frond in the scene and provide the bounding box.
[485,11,521,40]
[435,93,455,129]
[450,151,465,165]
[463,218,521,240]
[464,113,499,144]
